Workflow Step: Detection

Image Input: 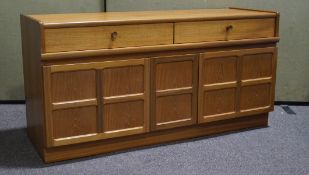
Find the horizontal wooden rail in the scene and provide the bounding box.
[42,37,280,60]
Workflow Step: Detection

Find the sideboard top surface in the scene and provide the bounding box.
[26,8,277,28]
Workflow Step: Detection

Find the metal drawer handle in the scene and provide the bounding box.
[111,32,118,41]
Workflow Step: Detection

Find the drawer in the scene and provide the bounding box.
[44,23,173,53]
[174,18,275,44]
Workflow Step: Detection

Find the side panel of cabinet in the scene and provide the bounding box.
[43,58,149,147]
[151,55,198,130]
[199,47,277,123]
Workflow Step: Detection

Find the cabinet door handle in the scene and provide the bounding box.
[226,25,233,32]
[111,32,118,41]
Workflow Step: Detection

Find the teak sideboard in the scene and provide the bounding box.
[21,8,280,163]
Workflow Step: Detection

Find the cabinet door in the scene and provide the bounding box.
[199,50,240,123]
[44,67,99,147]
[43,58,149,147]
[101,59,150,138]
[239,47,277,115]
[198,47,277,123]
[151,55,198,130]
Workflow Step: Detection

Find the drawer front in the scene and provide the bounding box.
[175,18,275,44]
[44,23,173,53]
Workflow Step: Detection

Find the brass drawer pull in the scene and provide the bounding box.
[226,25,233,32]
[111,31,118,41]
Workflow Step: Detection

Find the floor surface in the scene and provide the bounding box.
[0,105,308,175]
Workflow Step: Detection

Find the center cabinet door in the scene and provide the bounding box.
[151,55,198,130]
[43,58,149,147]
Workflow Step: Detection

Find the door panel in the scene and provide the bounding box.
[240,84,271,111]
[103,100,144,132]
[239,48,276,114]
[43,58,149,147]
[199,51,239,123]
[151,55,198,130]
[44,67,99,147]
[156,94,192,124]
[203,88,236,120]
[52,106,97,139]
[156,60,193,90]
[242,53,273,80]
[51,70,96,102]
[202,56,237,85]
[199,47,277,123]
[102,66,144,97]
[100,59,149,137]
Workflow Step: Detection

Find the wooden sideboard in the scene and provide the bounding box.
[20,8,279,163]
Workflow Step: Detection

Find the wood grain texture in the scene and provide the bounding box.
[202,56,237,85]
[240,83,271,111]
[152,55,198,130]
[241,77,272,86]
[103,100,144,132]
[229,7,277,14]
[203,88,236,117]
[156,94,192,124]
[21,8,279,163]
[41,37,280,60]
[44,23,173,53]
[43,67,54,147]
[28,9,276,28]
[100,58,149,138]
[103,94,144,104]
[240,47,276,114]
[20,15,45,156]
[43,113,268,163]
[49,58,144,72]
[175,18,275,44]
[43,58,149,146]
[102,65,144,97]
[43,65,100,147]
[270,48,278,110]
[156,60,193,90]
[51,70,96,102]
[199,47,276,123]
[52,99,97,110]
[199,50,241,123]
[41,43,277,67]
[242,53,273,80]
[52,106,97,139]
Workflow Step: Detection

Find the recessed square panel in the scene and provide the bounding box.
[156,61,193,90]
[203,56,237,85]
[52,106,97,139]
[240,83,271,110]
[203,88,236,116]
[103,100,144,132]
[156,94,192,124]
[51,70,96,102]
[242,53,272,80]
[102,66,144,97]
